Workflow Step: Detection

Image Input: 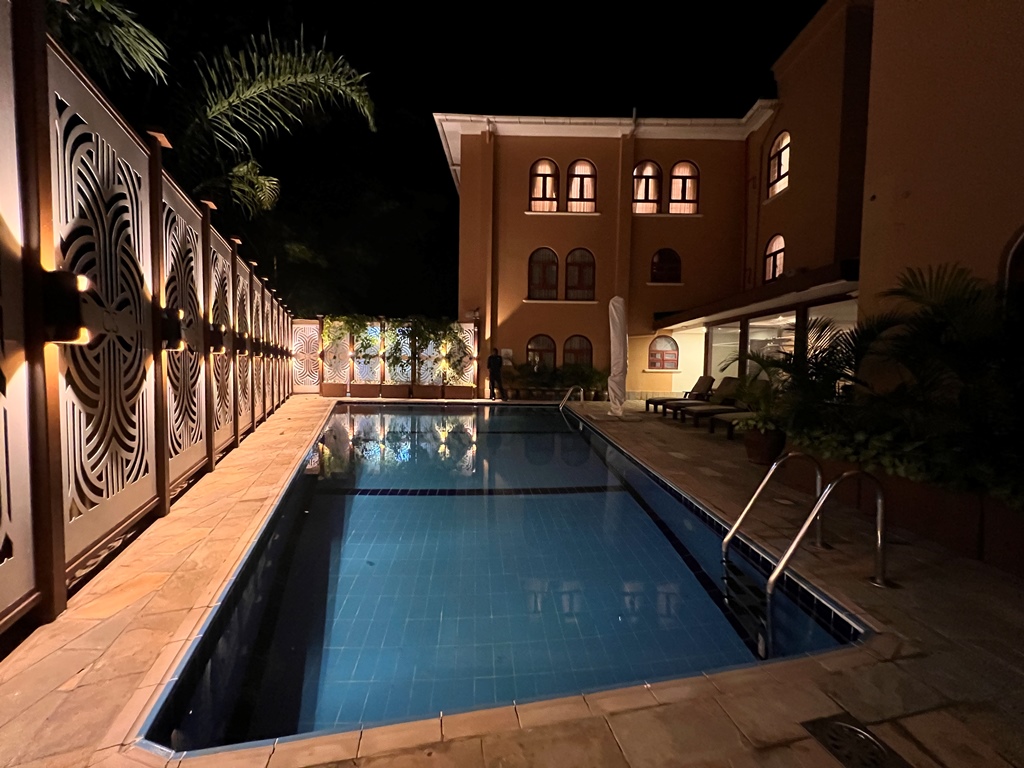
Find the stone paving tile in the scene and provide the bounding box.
[0,648,100,730]
[867,721,944,768]
[441,706,519,740]
[714,680,843,748]
[898,708,1014,767]
[269,730,361,767]
[355,739,483,768]
[607,698,750,767]
[481,717,627,768]
[819,661,946,723]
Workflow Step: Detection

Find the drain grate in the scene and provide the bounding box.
[801,714,912,768]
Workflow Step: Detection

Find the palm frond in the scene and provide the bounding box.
[187,29,375,162]
[227,160,281,217]
[47,0,167,84]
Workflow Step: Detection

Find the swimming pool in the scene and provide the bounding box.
[143,403,864,752]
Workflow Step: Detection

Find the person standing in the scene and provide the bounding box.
[487,348,507,401]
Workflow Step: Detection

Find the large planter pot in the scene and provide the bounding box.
[744,428,787,465]
[347,383,379,398]
[443,385,475,400]
[411,384,442,399]
[380,384,411,398]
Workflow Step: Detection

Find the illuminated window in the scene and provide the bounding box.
[764,235,785,282]
[767,131,790,198]
[529,159,559,211]
[563,335,593,367]
[651,248,681,283]
[567,159,597,212]
[527,334,556,370]
[565,248,595,301]
[632,161,661,214]
[528,248,558,300]
[648,336,678,370]
[669,161,699,214]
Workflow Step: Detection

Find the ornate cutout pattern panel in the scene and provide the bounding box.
[54,96,152,523]
[252,286,264,419]
[0,3,35,612]
[235,263,251,431]
[162,201,204,459]
[353,324,381,384]
[323,320,350,385]
[210,241,233,434]
[454,323,477,386]
[292,321,320,392]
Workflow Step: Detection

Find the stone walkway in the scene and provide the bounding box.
[0,396,1021,767]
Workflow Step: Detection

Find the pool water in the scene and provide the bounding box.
[145,404,862,751]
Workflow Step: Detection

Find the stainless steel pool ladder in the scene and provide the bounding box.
[761,467,890,657]
[559,385,585,410]
[722,451,825,569]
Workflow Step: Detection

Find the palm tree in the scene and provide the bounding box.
[47,4,375,218]
[47,0,168,84]
[177,30,375,216]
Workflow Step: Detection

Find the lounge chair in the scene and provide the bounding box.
[664,376,740,420]
[682,379,772,428]
[645,375,714,413]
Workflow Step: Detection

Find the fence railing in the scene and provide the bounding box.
[0,8,294,637]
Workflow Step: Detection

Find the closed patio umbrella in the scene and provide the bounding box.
[608,296,627,416]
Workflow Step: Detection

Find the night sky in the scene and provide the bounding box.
[108,2,827,318]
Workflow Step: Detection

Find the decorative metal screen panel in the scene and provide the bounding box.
[419,339,443,386]
[323,319,350,385]
[162,182,206,484]
[352,324,381,384]
[50,46,157,562]
[210,231,234,449]
[0,2,37,619]
[235,258,252,434]
[454,323,478,386]
[292,320,320,393]
[383,325,412,385]
[251,281,264,421]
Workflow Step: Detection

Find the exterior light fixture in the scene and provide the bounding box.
[208,323,227,355]
[236,332,249,356]
[41,269,90,344]
[252,338,264,358]
[161,307,185,351]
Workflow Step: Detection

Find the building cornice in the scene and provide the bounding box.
[433,101,777,192]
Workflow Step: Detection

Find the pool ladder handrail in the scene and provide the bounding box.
[559,385,585,410]
[764,468,889,657]
[721,451,825,571]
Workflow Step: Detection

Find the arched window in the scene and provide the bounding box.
[565,248,595,301]
[527,334,556,370]
[632,161,662,214]
[650,248,681,283]
[529,159,559,211]
[767,132,790,198]
[669,161,699,214]
[528,248,558,300]
[567,160,597,213]
[563,335,593,367]
[648,336,678,370]
[764,235,785,282]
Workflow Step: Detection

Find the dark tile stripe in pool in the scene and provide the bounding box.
[316,485,626,497]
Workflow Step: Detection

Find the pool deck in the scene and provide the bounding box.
[0,395,1022,768]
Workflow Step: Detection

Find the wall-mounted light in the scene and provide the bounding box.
[236,331,249,356]
[252,338,264,358]
[161,307,185,351]
[42,269,90,343]
[208,323,227,355]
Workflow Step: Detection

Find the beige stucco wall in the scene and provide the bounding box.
[858,0,1024,315]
